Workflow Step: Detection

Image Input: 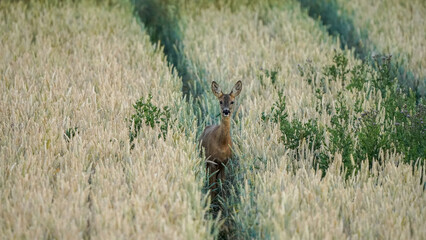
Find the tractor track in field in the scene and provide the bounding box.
[83,162,96,240]
[131,1,243,239]
[298,0,424,99]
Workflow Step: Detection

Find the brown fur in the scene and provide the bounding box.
[199,81,242,199]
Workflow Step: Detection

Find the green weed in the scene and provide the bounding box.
[64,127,78,142]
[266,52,424,177]
[263,90,325,158]
[128,94,173,148]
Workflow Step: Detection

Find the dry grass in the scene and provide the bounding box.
[239,155,425,239]
[0,0,215,239]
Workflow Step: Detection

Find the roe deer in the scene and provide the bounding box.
[199,80,242,199]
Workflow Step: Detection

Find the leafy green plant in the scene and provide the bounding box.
[128,94,173,148]
[324,51,350,84]
[367,54,424,165]
[64,127,78,142]
[326,93,356,174]
[355,110,388,166]
[259,68,280,87]
[388,103,425,164]
[262,90,324,155]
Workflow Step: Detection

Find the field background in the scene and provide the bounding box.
[0,0,424,239]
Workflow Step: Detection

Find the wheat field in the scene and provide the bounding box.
[0,0,424,239]
[0,0,216,239]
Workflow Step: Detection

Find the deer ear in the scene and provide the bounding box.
[230,80,242,97]
[211,81,223,98]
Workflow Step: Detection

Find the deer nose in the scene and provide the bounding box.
[223,109,230,116]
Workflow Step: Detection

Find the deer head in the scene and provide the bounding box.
[211,80,242,117]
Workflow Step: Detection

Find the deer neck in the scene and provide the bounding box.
[219,116,232,146]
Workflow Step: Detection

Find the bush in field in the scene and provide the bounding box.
[349,54,424,166]
[262,90,325,163]
[325,53,424,173]
[128,94,173,147]
[266,52,424,177]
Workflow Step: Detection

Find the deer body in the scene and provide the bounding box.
[199,81,242,199]
[200,117,232,164]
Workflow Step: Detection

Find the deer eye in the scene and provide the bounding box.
[231,101,234,104]
[220,101,223,105]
